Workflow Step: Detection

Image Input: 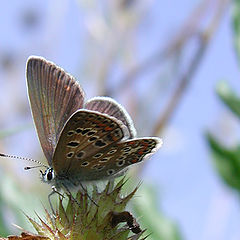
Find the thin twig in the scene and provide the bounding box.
[153,35,206,135]
[152,0,230,135]
[114,0,212,94]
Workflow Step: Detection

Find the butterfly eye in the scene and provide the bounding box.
[46,168,54,181]
[47,171,53,181]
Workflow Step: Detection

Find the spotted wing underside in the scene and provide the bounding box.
[66,137,162,181]
[27,56,84,164]
[52,110,130,176]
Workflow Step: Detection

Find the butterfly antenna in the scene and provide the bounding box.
[0,153,48,169]
[24,165,45,170]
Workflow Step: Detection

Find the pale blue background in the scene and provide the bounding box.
[0,1,239,239]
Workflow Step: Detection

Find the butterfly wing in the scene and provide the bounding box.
[64,137,162,181]
[85,96,136,138]
[26,56,84,164]
[52,110,130,176]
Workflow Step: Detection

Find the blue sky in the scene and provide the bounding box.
[0,1,240,239]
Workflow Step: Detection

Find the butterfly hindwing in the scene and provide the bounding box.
[85,97,136,138]
[65,137,162,181]
[27,56,84,164]
[52,110,130,176]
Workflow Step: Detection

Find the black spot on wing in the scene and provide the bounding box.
[95,140,107,147]
[67,141,79,147]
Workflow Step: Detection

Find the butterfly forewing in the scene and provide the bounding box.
[52,110,130,176]
[27,57,85,163]
[85,97,136,138]
[65,137,162,181]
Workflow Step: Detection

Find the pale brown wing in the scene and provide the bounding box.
[52,109,130,176]
[85,96,136,138]
[65,137,162,181]
[26,56,84,164]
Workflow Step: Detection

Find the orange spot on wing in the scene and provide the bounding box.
[105,126,112,131]
[112,136,118,141]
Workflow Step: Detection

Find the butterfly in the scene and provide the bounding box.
[2,56,162,199]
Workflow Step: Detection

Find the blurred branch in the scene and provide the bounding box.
[153,0,230,135]
[96,2,145,96]
[153,35,206,135]
[113,0,212,94]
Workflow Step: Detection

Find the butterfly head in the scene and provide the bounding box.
[40,167,55,183]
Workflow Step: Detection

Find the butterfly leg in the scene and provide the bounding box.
[61,182,99,207]
[61,183,82,208]
[48,186,64,215]
[79,182,99,207]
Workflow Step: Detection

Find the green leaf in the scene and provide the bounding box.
[132,184,182,240]
[233,0,240,62]
[206,132,240,191]
[0,196,11,237]
[216,81,240,119]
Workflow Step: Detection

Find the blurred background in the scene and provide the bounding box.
[0,0,240,239]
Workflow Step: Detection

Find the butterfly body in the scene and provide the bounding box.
[26,56,162,191]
